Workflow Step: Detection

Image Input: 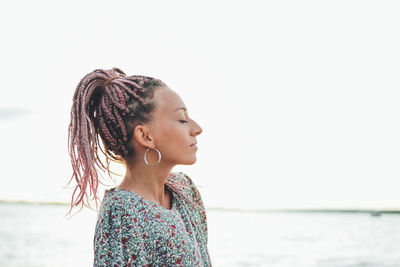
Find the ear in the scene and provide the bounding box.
[133,124,155,148]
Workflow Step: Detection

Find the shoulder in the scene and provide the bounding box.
[94,190,152,265]
[168,171,199,195]
[168,171,205,209]
[102,188,133,209]
[168,171,195,185]
[95,189,146,239]
[97,188,140,221]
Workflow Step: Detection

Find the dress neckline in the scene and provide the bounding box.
[110,184,177,211]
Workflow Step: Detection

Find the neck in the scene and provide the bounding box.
[117,156,174,208]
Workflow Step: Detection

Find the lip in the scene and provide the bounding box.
[190,142,197,147]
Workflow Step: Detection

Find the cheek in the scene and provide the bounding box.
[158,123,186,147]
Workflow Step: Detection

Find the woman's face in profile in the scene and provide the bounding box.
[148,86,203,165]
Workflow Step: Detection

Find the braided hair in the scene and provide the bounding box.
[67,68,202,214]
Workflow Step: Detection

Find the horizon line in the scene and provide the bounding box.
[0,199,399,214]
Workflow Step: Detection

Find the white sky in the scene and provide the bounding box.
[0,0,399,210]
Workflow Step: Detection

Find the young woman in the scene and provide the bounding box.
[67,67,212,266]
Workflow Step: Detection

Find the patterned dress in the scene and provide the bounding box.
[93,172,212,266]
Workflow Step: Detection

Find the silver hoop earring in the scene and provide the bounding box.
[144,147,162,166]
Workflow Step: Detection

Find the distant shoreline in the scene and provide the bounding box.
[208,207,400,215]
[1,199,399,214]
[0,199,69,206]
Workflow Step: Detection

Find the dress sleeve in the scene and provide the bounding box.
[179,172,209,245]
[93,202,151,266]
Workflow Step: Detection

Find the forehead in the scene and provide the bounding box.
[154,87,186,113]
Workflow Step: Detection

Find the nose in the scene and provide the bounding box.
[191,119,203,136]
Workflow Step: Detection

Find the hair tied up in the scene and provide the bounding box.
[67,67,165,215]
[101,67,126,88]
[103,75,122,88]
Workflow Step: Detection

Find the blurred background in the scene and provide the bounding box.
[0,0,399,266]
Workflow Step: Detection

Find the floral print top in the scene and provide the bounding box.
[93,172,212,267]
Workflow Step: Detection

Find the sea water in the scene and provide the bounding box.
[0,202,399,267]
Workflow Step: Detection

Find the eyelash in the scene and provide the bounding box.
[179,120,188,123]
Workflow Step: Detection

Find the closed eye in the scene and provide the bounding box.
[179,120,188,123]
